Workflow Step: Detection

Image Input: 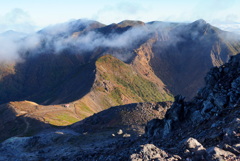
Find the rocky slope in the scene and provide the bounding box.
[71,101,172,134]
[0,54,239,160]
[0,102,173,160]
[142,54,240,160]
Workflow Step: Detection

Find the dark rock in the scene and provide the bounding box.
[201,100,214,115]
[213,94,227,108]
[145,119,164,138]
[162,119,172,138]
[190,110,205,124]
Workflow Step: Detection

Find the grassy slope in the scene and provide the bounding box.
[73,55,173,119]
[96,55,173,102]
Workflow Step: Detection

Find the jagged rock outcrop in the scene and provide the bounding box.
[145,54,240,160]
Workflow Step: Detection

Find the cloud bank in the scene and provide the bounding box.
[0,19,239,63]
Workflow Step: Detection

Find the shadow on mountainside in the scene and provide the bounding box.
[0,53,96,105]
[0,103,53,142]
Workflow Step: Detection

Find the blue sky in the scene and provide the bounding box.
[0,0,240,33]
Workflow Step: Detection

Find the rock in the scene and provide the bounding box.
[197,88,210,99]
[228,91,238,105]
[207,147,236,161]
[221,144,240,155]
[123,133,131,138]
[231,77,240,89]
[145,119,164,138]
[165,95,185,122]
[233,144,240,151]
[205,71,216,87]
[162,119,172,138]
[190,110,205,124]
[184,137,205,153]
[174,95,185,103]
[201,100,214,115]
[130,144,181,161]
[214,94,227,108]
[117,129,123,135]
[184,137,207,160]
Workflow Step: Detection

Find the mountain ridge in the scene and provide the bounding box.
[0,52,239,161]
[0,19,240,130]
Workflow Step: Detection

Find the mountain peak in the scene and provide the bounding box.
[190,19,208,28]
[117,20,145,27]
[194,19,207,24]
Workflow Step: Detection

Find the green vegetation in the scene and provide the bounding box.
[45,113,79,126]
[79,102,93,113]
[96,55,174,106]
[55,113,79,123]
[109,88,123,104]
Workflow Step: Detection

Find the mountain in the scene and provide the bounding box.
[0,19,240,126]
[0,53,239,161]
[150,19,240,98]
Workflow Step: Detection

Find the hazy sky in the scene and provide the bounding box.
[0,0,240,33]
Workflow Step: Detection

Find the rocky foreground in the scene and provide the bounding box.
[0,55,240,160]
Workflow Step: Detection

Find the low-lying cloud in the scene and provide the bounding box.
[0,19,240,63]
[0,20,151,62]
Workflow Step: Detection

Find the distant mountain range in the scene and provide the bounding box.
[0,19,240,128]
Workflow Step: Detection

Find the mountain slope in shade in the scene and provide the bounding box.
[150,19,240,99]
[71,101,172,134]
[0,102,51,142]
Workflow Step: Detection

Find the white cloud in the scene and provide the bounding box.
[0,8,36,33]
[92,1,146,24]
[215,23,240,34]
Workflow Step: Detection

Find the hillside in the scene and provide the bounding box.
[0,53,239,161]
[73,54,173,114]
[0,54,173,135]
